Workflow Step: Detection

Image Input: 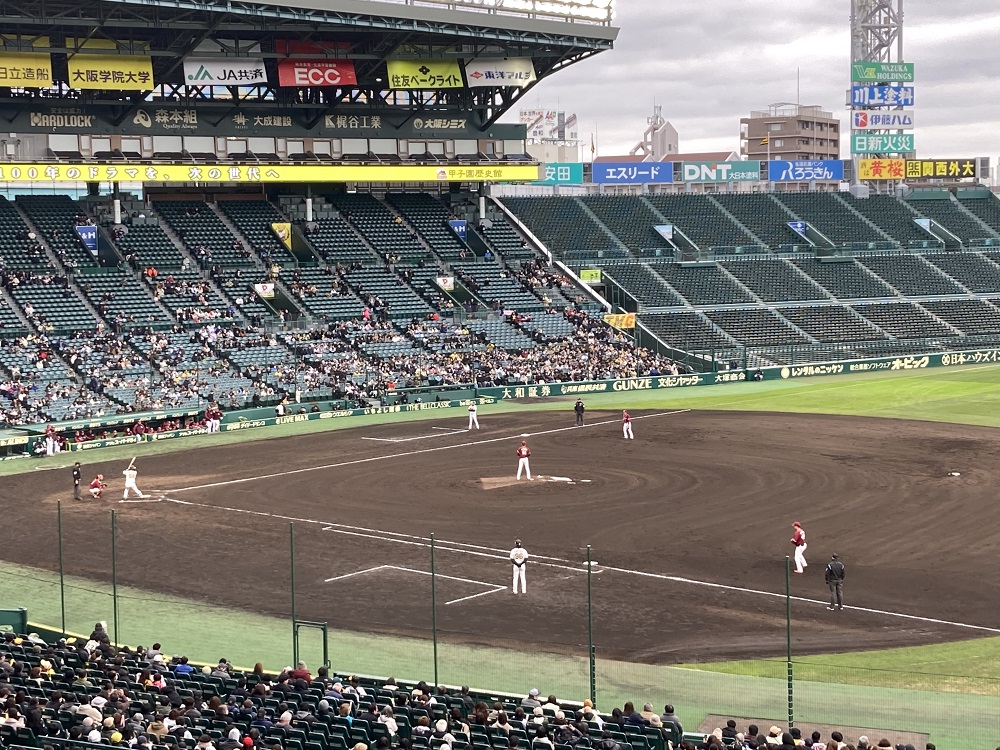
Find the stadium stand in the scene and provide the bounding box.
[301,217,376,265]
[956,193,1000,235]
[153,201,254,269]
[327,194,430,263]
[704,308,812,347]
[923,251,1000,293]
[790,258,897,299]
[283,267,363,321]
[775,305,887,343]
[855,253,966,296]
[579,196,673,255]
[640,312,734,350]
[644,194,756,251]
[719,258,829,302]
[647,262,756,306]
[385,193,467,261]
[500,197,626,260]
[344,266,434,319]
[775,193,886,247]
[0,197,50,269]
[15,195,98,269]
[906,196,993,244]
[918,299,1000,335]
[7,272,99,332]
[218,200,298,267]
[451,262,546,312]
[710,194,804,250]
[111,223,188,270]
[478,216,534,261]
[851,302,958,340]
[77,270,172,329]
[838,193,936,247]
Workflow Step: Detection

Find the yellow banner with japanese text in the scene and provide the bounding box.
[603,312,636,330]
[387,59,463,89]
[272,222,292,249]
[856,159,905,181]
[66,53,153,90]
[0,163,541,184]
[0,51,52,86]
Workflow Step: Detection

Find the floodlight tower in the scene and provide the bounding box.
[850,0,903,63]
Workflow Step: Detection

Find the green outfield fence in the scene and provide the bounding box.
[3,510,1000,748]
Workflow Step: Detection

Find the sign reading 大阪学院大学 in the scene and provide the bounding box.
[851,61,915,82]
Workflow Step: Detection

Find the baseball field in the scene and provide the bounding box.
[2,362,1000,746]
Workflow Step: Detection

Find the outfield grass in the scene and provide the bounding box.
[5,362,1000,744]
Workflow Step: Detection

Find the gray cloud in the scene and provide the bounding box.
[508,0,999,162]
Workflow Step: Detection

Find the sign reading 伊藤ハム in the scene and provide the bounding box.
[852,110,914,130]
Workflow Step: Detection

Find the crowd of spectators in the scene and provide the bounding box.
[0,627,929,750]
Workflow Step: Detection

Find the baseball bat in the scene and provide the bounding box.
[126,456,136,472]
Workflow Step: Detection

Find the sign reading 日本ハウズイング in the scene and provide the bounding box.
[0,163,541,184]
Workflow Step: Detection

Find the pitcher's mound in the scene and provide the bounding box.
[480,476,523,490]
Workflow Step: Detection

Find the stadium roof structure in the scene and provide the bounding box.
[0,0,619,128]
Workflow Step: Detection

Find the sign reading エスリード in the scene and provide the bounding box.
[0,163,541,183]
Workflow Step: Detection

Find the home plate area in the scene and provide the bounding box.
[480,475,592,490]
[324,564,506,605]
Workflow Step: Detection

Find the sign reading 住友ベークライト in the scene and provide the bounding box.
[0,163,541,183]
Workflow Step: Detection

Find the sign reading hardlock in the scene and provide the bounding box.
[277,59,357,87]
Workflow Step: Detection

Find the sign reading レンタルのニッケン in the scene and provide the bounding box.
[0,163,541,184]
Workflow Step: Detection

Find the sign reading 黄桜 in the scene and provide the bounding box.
[0,163,541,184]
[850,85,915,107]
[851,110,915,130]
[767,160,844,182]
[387,60,463,89]
[463,58,536,87]
[858,159,978,181]
[536,163,584,185]
[680,161,760,183]
[592,162,673,185]
[851,61,915,82]
[851,133,915,154]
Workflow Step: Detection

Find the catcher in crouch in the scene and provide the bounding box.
[88,474,107,499]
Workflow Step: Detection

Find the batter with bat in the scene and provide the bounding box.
[122,457,145,499]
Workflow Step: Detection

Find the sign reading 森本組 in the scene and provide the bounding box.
[0,163,541,184]
[387,60,463,89]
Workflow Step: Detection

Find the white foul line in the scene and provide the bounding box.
[323,564,505,606]
[445,587,506,606]
[166,409,690,493]
[325,565,390,583]
[361,429,469,443]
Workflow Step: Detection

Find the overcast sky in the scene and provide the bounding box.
[505,0,999,163]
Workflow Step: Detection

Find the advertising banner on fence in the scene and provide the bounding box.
[435,275,455,291]
[680,160,760,183]
[592,162,673,184]
[0,163,541,184]
[67,53,153,89]
[904,159,977,179]
[184,57,267,85]
[536,163,584,185]
[768,160,844,182]
[75,225,97,257]
[851,61,915,82]
[788,221,807,236]
[578,269,602,284]
[253,282,275,298]
[851,133,915,154]
[464,57,536,87]
[448,219,468,241]
[0,50,51,85]
[272,222,292,249]
[850,85,915,107]
[857,158,904,180]
[277,58,356,87]
[603,312,636,329]
[851,110,915,130]
[387,60,463,89]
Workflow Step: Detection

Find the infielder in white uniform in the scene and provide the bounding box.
[510,539,529,594]
[622,410,634,439]
[123,465,145,499]
[468,402,479,430]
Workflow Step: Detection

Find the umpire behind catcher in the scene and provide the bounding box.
[825,554,846,611]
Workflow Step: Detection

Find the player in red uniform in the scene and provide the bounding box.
[622,410,634,439]
[88,474,107,499]
[791,521,808,573]
[516,441,532,481]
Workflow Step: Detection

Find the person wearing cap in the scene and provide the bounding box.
[510,539,529,594]
[520,689,541,709]
[825,554,846,611]
[516,440,532,481]
[790,521,807,574]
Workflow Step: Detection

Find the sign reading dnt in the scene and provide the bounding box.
[463,58,536,87]
[852,110,914,130]
[851,133,915,154]
[768,160,844,182]
[387,60,463,89]
[850,85,914,107]
[184,58,268,85]
[592,162,672,185]
[680,161,760,183]
[0,163,541,184]
[851,61,915,82]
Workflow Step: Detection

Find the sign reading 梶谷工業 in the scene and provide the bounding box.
[850,85,915,107]
[592,162,672,184]
[767,160,844,182]
[67,53,152,90]
[0,163,541,184]
[851,110,915,130]
[183,58,267,85]
[680,161,760,183]
[463,58,536,87]
[851,61,915,82]
[850,133,915,154]
[387,60,463,89]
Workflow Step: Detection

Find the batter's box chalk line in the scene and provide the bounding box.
[323,564,506,605]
